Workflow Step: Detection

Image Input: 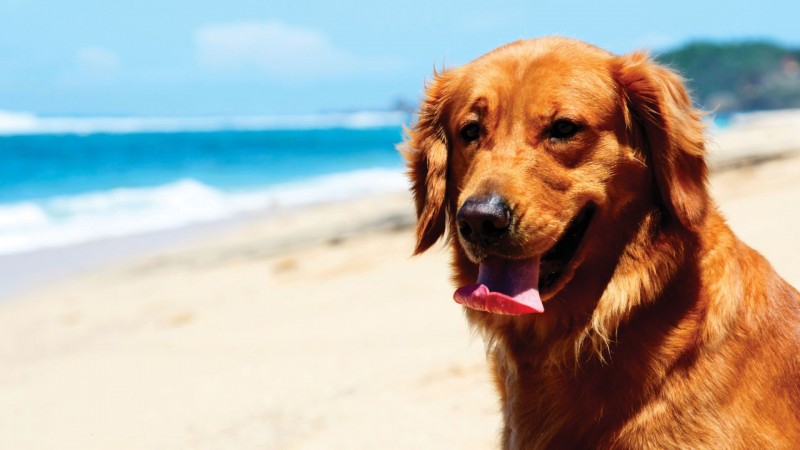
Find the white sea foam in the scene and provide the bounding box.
[0,168,409,255]
[0,203,50,228]
[0,109,410,136]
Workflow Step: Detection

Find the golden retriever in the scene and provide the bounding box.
[402,37,800,449]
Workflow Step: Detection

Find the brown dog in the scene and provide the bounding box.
[402,37,800,449]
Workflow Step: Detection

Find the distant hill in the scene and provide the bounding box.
[657,41,800,113]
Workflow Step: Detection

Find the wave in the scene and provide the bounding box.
[0,168,409,255]
[0,109,410,136]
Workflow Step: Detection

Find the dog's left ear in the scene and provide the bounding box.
[400,69,455,254]
[614,51,709,230]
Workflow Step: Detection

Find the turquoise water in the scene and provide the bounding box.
[0,113,411,254]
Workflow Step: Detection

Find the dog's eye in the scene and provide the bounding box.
[460,123,481,143]
[549,120,580,141]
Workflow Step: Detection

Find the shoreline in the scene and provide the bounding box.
[0,191,415,302]
[0,217,245,301]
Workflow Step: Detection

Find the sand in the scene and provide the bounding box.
[1,111,799,449]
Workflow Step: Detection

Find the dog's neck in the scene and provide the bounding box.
[572,208,699,360]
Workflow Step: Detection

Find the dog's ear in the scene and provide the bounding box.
[401,69,455,254]
[614,51,709,230]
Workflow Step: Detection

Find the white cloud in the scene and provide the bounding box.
[194,21,400,78]
[76,46,120,76]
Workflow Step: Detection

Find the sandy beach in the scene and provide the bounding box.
[1,111,799,449]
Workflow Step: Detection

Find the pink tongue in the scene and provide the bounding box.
[453,257,544,315]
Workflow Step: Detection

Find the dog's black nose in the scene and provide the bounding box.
[457,195,511,245]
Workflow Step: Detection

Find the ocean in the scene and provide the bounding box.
[0,111,411,256]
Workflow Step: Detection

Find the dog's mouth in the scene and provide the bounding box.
[454,204,595,315]
[538,204,595,294]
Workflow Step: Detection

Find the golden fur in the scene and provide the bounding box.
[402,37,800,449]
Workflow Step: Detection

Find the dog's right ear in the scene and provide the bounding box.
[400,69,455,255]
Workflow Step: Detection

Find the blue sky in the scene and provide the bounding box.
[1,0,799,116]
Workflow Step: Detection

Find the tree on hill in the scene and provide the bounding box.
[656,41,800,112]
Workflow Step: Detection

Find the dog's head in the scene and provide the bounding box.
[402,37,708,316]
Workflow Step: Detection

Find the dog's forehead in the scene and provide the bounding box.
[454,38,616,115]
[471,37,613,72]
